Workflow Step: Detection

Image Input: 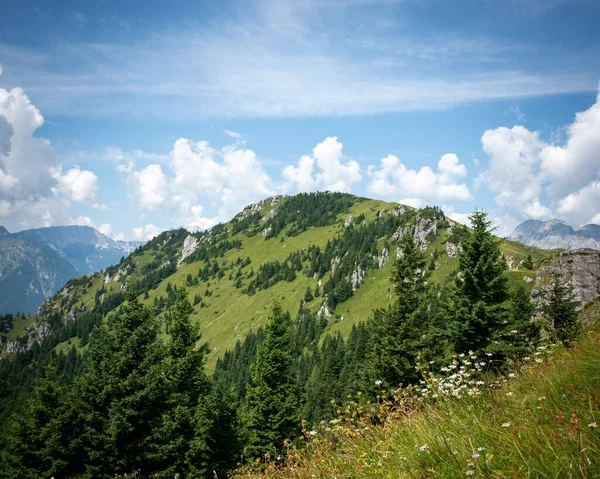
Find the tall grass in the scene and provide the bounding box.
[235,326,600,478]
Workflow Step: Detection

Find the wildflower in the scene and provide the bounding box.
[467,462,475,468]
[472,453,480,459]
[374,379,383,386]
[465,470,474,476]
[537,396,546,401]
[477,447,485,452]
[308,430,317,436]
[590,422,597,429]
[508,373,515,378]
[506,392,514,397]
[419,444,429,453]
[501,422,511,428]
[485,352,493,357]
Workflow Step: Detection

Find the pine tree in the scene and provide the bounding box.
[74,293,169,476]
[487,282,540,359]
[449,210,509,353]
[188,381,242,478]
[157,288,211,476]
[544,273,580,345]
[364,232,428,391]
[244,302,300,459]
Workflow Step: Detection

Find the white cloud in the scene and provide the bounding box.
[133,224,162,240]
[98,223,112,237]
[0,86,93,230]
[185,204,220,232]
[171,139,273,220]
[51,166,103,207]
[367,152,471,203]
[283,136,361,193]
[73,216,95,227]
[479,88,600,226]
[224,129,242,141]
[134,164,168,210]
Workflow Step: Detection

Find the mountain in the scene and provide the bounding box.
[0,226,143,315]
[0,236,77,315]
[2,192,554,358]
[509,219,600,250]
[11,225,143,274]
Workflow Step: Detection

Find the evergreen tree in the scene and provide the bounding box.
[245,302,300,459]
[363,233,428,391]
[543,273,580,345]
[449,210,509,353]
[1,367,63,479]
[188,381,242,478]
[487,282,540,359]
[74,293,169,476]
[157,288,211,476]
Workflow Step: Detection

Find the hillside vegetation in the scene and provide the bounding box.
[235,316,600,479]
[2,193,551,364]
[0,192,583,479]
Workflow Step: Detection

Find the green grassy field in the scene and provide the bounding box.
[235,315,600,478]
[2,195,559,369]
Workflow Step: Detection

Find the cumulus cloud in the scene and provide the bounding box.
[134,164,168,210]
[51,166,103,208]
[133,224,162,240]
[0,86,107,230]
[479,88,600,227]
[283,136,361,193]
[98,223,112,237]
[367,153,471,204]
[171,139,273,220]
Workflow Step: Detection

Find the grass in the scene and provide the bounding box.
[5,196,560,371]
[235,320,600,478]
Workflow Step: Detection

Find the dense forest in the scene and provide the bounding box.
[0,206,580,478]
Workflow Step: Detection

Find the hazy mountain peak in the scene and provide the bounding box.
[510,218,600,250]
[0,225,9,236]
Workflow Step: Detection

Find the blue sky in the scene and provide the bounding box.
[0,0,599,239]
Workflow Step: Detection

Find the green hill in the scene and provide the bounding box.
[1,193,552,366]
[1,192,553,367]
[235,314,600,479]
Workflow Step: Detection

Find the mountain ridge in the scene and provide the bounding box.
[509,218,600,250]
[0,225,142,315]
[2,193,554,361]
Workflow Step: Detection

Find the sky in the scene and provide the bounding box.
[0,0,599,240]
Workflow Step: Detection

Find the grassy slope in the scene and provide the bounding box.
[236,315,600,478]
[4,195,556,367]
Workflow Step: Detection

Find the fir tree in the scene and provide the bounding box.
[74,293,169,476]
[157,288,211,476]
[544,273,580,345]
[244,302,300,459]
[449,210,509,353]
[188,381,242,478]
[364,233,428,391]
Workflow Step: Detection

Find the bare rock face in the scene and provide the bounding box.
[178,234,199,266]
[331,257,341,274]
[344,215,354,227]
[395,217,436,250]
[349,267,366,291]
[532,251,600,311]
[317,302,332,320]
[378,247,389,268]
[390,205,407,217]
[262,226,272,237]
[446,241,460,258]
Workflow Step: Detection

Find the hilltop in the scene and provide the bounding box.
[1,193,552,362]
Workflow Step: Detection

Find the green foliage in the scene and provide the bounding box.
[543,274,580,344]
[448,210,509,353]
[245,302,300,459]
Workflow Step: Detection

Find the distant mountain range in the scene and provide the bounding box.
[509,219,600,250]
[0,226,143,315]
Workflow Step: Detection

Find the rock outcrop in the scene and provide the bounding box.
[531,251,600,311]
[178,234,199,266]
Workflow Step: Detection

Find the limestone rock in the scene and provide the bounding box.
[344,215,354,227]
[378,247,389,269]
[178,234,199,266]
